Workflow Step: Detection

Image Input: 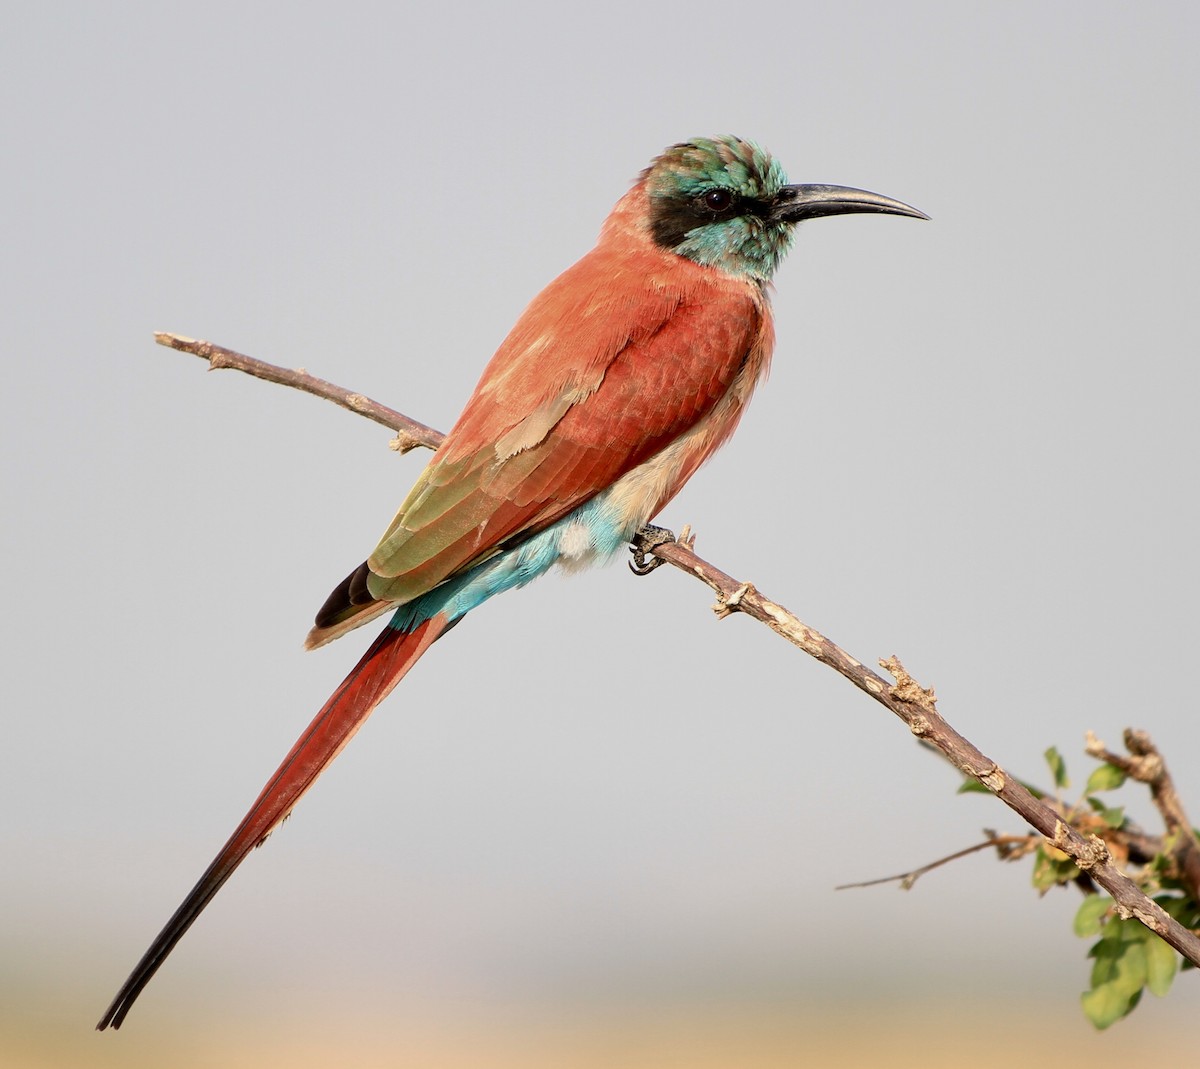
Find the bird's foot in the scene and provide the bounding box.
[629,523,690,575]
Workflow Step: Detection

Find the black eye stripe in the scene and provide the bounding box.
[648,189,774,251]
[696,190,773,219]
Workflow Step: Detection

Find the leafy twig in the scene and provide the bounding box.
[1086,729,1200,903]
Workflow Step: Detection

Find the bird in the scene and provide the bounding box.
[97,135,925,1029]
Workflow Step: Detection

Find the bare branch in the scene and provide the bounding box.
[836,834,1036,891]
[158,333,1200,969]
[155,332,442,453]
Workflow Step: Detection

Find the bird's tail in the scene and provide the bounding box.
[96,612,452,1030]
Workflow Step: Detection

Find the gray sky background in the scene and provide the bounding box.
[3,2,1198,1063]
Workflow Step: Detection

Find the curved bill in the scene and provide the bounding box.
[771,184,929,223]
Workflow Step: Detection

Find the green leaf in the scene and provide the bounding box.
[1144,934,1178,997]
[1086,764,1127,793]
[1081,948,1144,1029]
[1088,937,1118,985]
[1113,927,1149,992]
[1147,850,1172,879]
[1045,746,1069,789]
[1074,895,1111,937]
[1158,893,1200,930]
[1088,920,1148,993]
[956,777,991,794]
[1081,923,1156,1029]
[1032,844,1080,894]
[1158,894,1187,919]
[1101,805,1125,828]
[1083,798,1124,827]
[1081,982,1135,1030]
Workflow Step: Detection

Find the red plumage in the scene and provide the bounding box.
[362,184,772,610]
[96,615,450,1030]
[97,136,922,1029]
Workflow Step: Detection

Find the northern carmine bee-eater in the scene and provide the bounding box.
[98,136,925,1029]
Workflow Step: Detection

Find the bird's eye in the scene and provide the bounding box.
[702,189,733,212]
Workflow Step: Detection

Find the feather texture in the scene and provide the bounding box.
[99,136,922,1029]
[308,183,771,647]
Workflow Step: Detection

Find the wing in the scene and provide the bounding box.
[308,242,765,646]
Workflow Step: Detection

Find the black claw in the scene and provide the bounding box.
[628,554,665,576]
[629,524,676,576]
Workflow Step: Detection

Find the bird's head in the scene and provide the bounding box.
[642,135,927,281]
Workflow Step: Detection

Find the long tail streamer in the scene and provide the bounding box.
[97,615,449,1030]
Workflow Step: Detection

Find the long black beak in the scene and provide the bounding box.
[771,183,928,223]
